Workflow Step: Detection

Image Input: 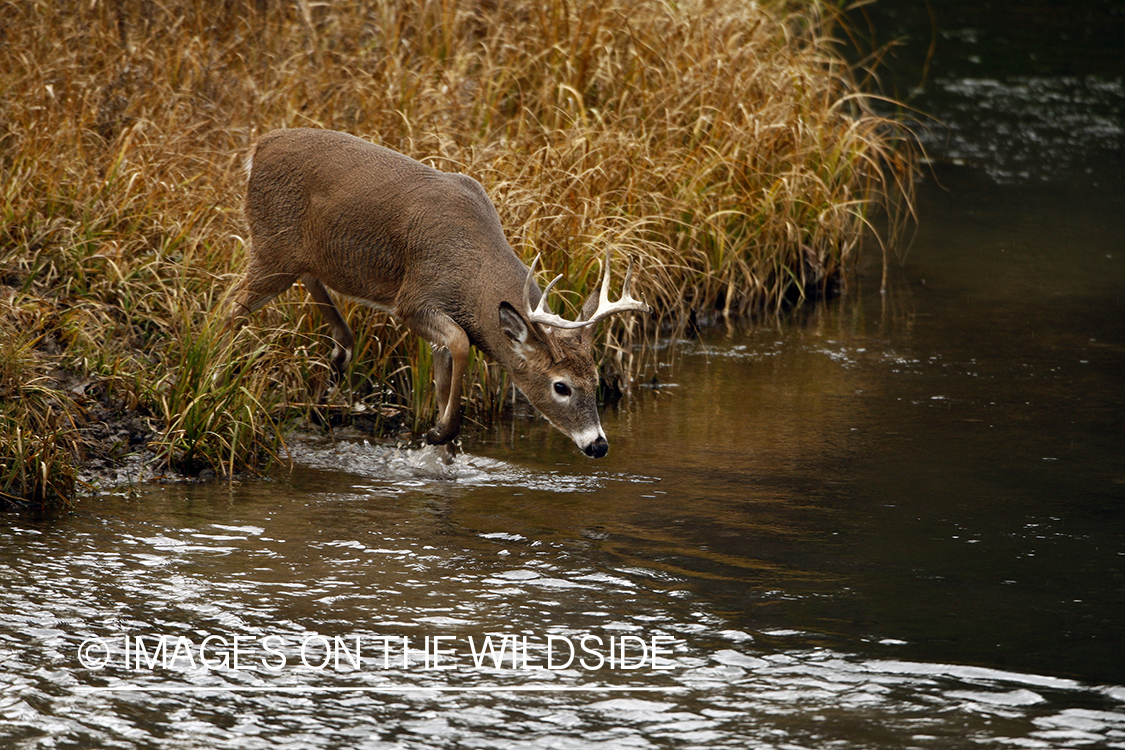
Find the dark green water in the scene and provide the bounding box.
[2,2,1123,747]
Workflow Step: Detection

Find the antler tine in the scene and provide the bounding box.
[525,254,588,330]
[539,273,564,306]
[524,249,650,331]
[582,248,652,327]
[522,253,541,317]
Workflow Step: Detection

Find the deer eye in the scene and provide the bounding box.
[553,381,571,397]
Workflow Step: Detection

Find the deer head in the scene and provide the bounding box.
[496,249,650,457]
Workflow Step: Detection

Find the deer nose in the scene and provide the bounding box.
[584,436,609,458]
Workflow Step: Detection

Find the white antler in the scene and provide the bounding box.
[524,249,651,330]
[581,248,652,326]
[523,254,573,329]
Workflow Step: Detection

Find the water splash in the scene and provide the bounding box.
[288,438,618,494]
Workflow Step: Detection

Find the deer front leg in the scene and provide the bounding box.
[302,275,355,372]
[409,310,468,446]
[431,345,459,460]
[432,344,452,420]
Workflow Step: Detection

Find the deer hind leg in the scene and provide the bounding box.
[230,266,299,332]
[301,275,355,371]
[408,310,469,446]
[222,267,298,385]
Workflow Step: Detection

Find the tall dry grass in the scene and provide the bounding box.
[0,0,913,506]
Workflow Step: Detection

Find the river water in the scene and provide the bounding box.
[3,3,1124,748]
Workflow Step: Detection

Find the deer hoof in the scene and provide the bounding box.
[424,424,455,445]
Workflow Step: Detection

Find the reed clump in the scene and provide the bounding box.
[0,0,913,506]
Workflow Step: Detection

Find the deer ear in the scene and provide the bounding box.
[500,301,562,363]
[576,288,602,344]
[499,301,530,350]
[579,287,600,322]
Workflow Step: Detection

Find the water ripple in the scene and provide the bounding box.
[920,75,1124,182]
[2,500,1124,749]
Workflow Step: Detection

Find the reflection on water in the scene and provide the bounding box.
[857,0,1125,184]
[920,75,1125,182]
[2,471,1123,749]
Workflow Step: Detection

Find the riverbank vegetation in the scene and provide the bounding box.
[0,0,914,507]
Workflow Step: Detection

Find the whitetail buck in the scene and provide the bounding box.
[231,128,650,458]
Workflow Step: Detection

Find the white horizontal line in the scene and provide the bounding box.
[75,684,676,695]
